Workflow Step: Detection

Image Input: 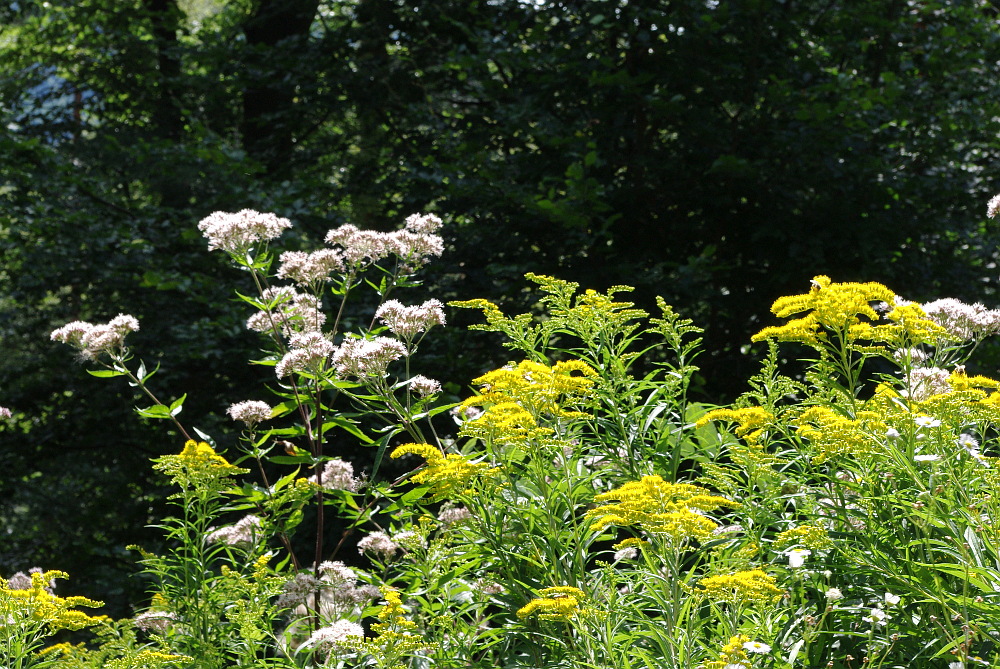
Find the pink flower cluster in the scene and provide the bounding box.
[308,458,362,492]
[324,213,444,271]
[51,314,140,359]
[375,299,446,340]
[276,249,345,284]
[247,286,326,337]
[197,209,291,254]
[920,298,1000,341]
[226,400,273,425]
[205,514,262,547]
[332,336,407,379]
[275,332,336,378]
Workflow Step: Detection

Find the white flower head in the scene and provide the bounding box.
[914,453,941,463]
[206,514,262,547]
[409,374,442,398]
[227,400,273,425]
[332,336,407,379]
[987,193,1000,219]
[304,619,364,658]
[197,209,291,254]
[0,407,11,421]
[275,331,335,378]
[914,415,942,429]
[825,587,844,600]
[51,314,140,360]
[861,607,888,625]
[309,459,362,492]
[276,248,345,284]
[785,548,812,568]
[613,546,638,562]
[885,427,901,440]
[375,299,446,340]
[247,286,326,337]
[884,592,901,606]
[742,641,771,654]
[921,297,1000,341]
[357,531,399,560]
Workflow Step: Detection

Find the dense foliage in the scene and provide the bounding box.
[2,0,1000,618]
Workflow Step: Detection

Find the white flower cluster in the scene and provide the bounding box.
[197,209,292,254]
[308,459,362,492]
[275,331,336,378]
[920,297,1000,341]
[276,249,345,285]
[324,213,444,271]
[317,561,380,608]
[51,314,140,360]
[205,514,262,547]
[247,286,326,337]
[409,374,442,398]
[438,506,471,526]
[375,299,446,340]
[904,367,951,402]
[133,609,177,634]
[226,400,273,425]
[332,336,407,379]
[276,572,323,610]
[305,620,365,658]
[988,193,1000,219]
[356,531,399,559]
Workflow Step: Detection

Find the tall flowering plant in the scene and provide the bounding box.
[50,209,450,667]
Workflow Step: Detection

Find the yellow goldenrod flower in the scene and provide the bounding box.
[390,442,498,500]
[696,407,775,444]
[752,276,949,349]
[516,586,586,622]
[153,440,248,487]
[794,406,886,463]
[773,524,833,551]
[703,634,751,669]
[0,570,104,632]
[693,569,784,606]
[585,475,739,543]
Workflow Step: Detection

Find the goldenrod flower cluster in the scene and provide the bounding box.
[773,524,833,550]
[357,587,433,666]
[751,275,949,349]
[585,475,739,543]
[516,586,586,622]
[390,443,498,500]
[795,406,887,463]
[153,440,248,487]
[697,406,775,444]
[693,569,784,606]
[0,570,104,631]
[459,359,597,444]
[703,634,751,669]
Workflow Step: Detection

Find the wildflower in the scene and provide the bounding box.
[247,286,326,336]
[914,415,942,428]
[921,298,1000,341]
[904,367,951,401]
[0,570,103,631]
[957,433,979,449]
[276,248,345,284]
[226,400,273,425]
[409,375,442,398]
[197,209,291,254]
[390,442,497,500]
[825,587,844,600]
[884,592,901,606]
[696,406,775,444]
[516,586,586,622]
[703,635,751,669]
[914,453,941,462]
[332,336,407,379]
[133,609,177,634]
[51,314,140,360]
[275,331,335,378]
[893,347,928,363]
[773,524,833,550]
[861,607,888,625]
[205,514,262,547]
[0,406,11,421]
[795,406,886,462]
[743,641,771,654]
[305,620,364,657]
[375,299,446,340]
[989,193,1000,219]
[437,506,472,526]
[785,548,811,568]
[153,440,248,487]
[586,475,738,544]
[309,459,362,492]
[693,569,784,606]
[613,546,638,561]
[403,213,443,235]
[886,427,901,440]
[276,573,322,610]
[357,531,399,560]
